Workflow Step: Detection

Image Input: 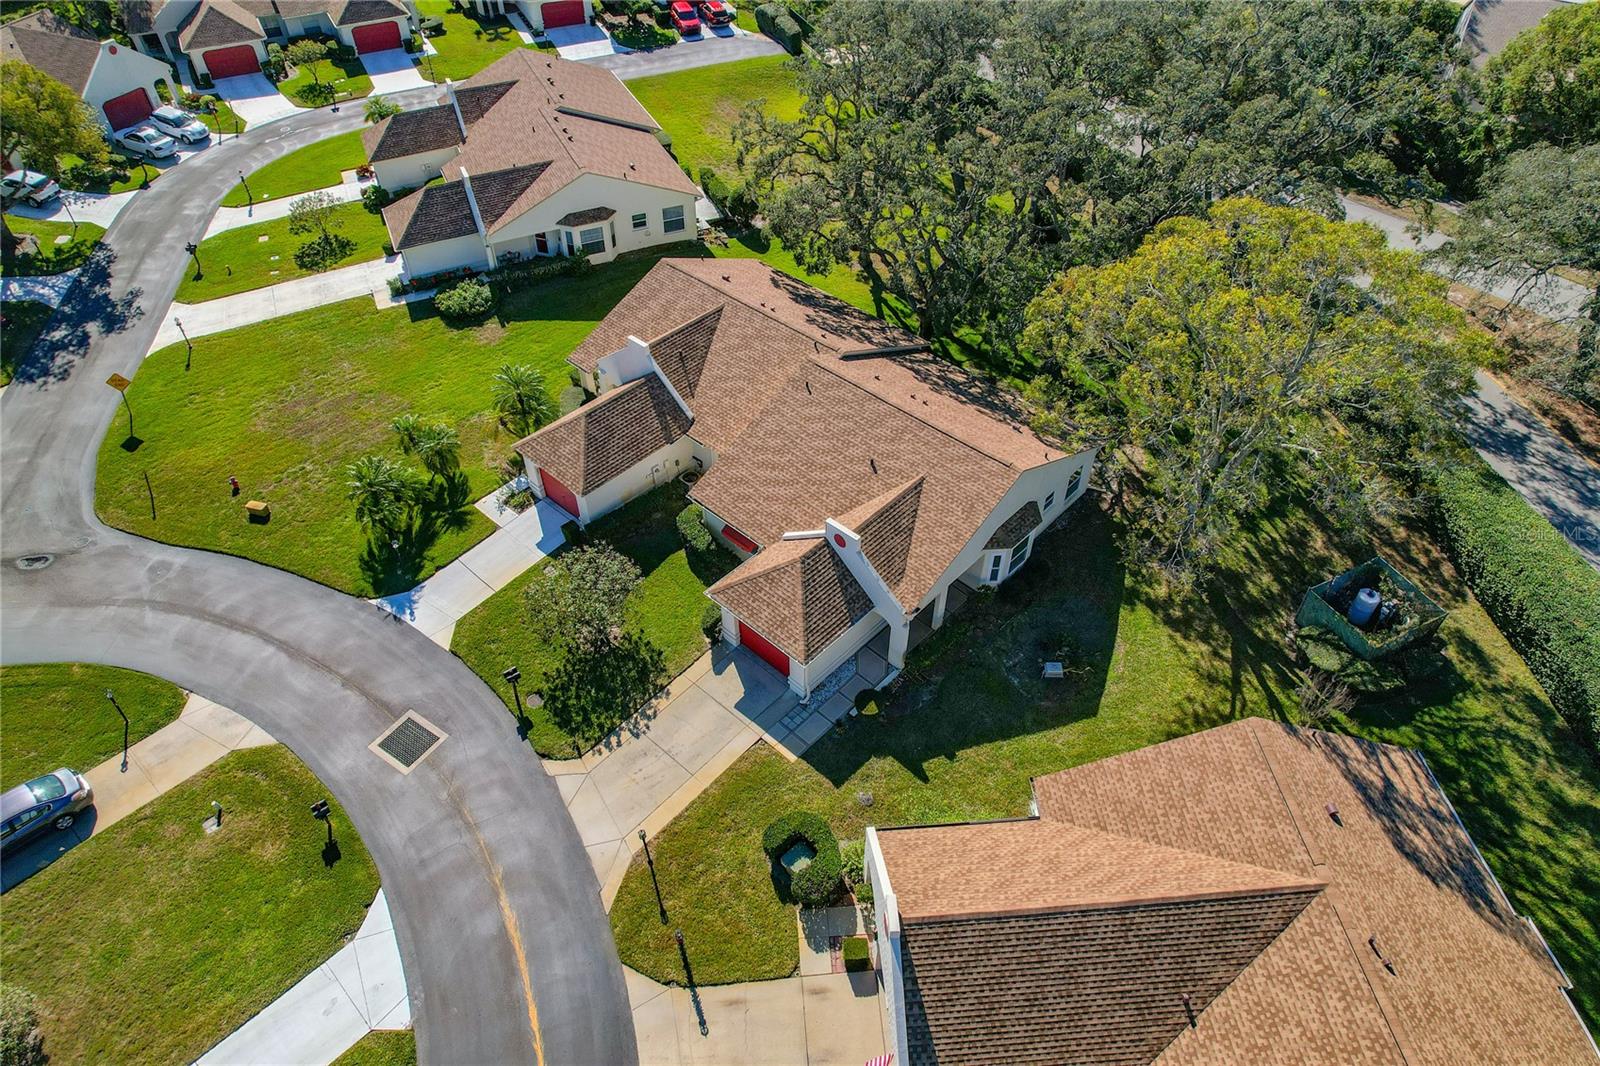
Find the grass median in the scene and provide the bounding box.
[0,663,186,786]
[0,216,105,276]
[177,200,390,302]
[0,744,379,1064]
[223,129,368,207]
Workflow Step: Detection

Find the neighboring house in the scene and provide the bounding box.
[866,719,1599,1066]
[467,0,593,33]
[1455,0,1569,67]
[123,0,418,81]
[368,50,696,277]
[0,10,177,132]
[515,258,1096,699]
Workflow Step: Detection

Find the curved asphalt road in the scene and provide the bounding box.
[0,94,636,1066]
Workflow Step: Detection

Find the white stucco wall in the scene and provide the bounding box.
[82,42,175,131]
[398,231,489,278]
[791,610,886,699]
[513,0,595,33]
[189,39,267,80]
[373,146,458,191]
[336,16,411,50]
[865,828,910,1066]
[572,436,694,526]
[488,173,696,265]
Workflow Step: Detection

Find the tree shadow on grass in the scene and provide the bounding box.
[540,632,668,749]
[358,471,476,595]
[806,501,1124,787]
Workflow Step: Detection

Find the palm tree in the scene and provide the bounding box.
[365,96,402,124]
[391,413,423,454]
[412,422,461,480]
[346,454,423,537]
[491,364,557,437]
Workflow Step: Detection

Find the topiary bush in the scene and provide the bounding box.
[433,277,497,321]
[762,811,841,907]
[1436,463,1600,755]
[676,503,713,552]
[0,985,46,1066]
[841,936,872,972]
[361,183,393,212]
[755,2,805,53]
[701,600,723,642]
[853,686,881,716]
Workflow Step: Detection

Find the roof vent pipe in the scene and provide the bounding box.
[445,78,467,141]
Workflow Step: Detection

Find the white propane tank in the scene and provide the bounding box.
[1348,587,1381,627]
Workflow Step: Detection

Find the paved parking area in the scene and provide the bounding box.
[547,23,629,60]
[361,48,432,94]
[212,72,305,124]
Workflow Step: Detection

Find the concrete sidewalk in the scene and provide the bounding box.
[149,256,403,352]
[374,496,568,646]
[197,889,410,1065]
[6,188,138,228]
[204,179,366,236]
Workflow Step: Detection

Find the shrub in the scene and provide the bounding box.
[840,837,865,886]
[361,184,393,212]
[698,167,754,226]
[853,686,882,716]
[756,3,805,53]
[559,385,587,415]
[700,600,723,643]
[677,503,713,552]
[841,936,872,972]
[433,277,497,321]
[1436,463,1600,754]
[0,985,46,1066]
[294,233,355,271]
[761,811,842,906]
[613,15,675,49]
[560,520,583,547]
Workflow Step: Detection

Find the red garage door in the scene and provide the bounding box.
[738,622,790,677]
[204,44,259,78]
[102,88,154,131]
[541,0,585,28]
[352,20,402,54]
[539,469,580,519]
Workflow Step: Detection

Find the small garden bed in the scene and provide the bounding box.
[761,811,842,907]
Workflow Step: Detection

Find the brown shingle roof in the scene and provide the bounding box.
[331,0,407,26]
[382,181,476,249]
[361,82,514,162]
[0,11,101,94]
[877,720,1596,1066]
[178,0,263,49]
[555,206,615,227]
[984,499,1041,549]
[514,374,689,496]
[840,477,924,590]
[706,535,873,661]
[648,307,721,401]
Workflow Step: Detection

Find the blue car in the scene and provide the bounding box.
[0,769,93,852]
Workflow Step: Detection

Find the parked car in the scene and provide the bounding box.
[0,169,61,206]
[670,0,701,34]
[1,769,93,853]
[116,125,177,159]
[147,105,211,144]
[697,0,734,26]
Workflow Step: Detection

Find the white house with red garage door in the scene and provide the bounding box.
[122,0,417,81]
[0,11,177,134]
[515,259,1097,699]
[369,50,696,279]
[468,0,593,33]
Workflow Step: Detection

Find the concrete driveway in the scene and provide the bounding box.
[586,29,784,77]
[547,23,630,60]
[6,188,136,227]
[212,72,305,124]
[360,48,432,94]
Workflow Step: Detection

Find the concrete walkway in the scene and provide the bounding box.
[7,188,138,227]
[204,178,366,236]
[1,271,78,307]
[197,889,410,1065]
[150,255,403,352]
[374,496,568,646]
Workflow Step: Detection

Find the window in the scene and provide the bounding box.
[1007,534,1031,575]
[579,226,605,254]
[663,205,686,233]
[987,554,1003,582]
[632,212,648,230]
[1043,491,1056,511]
[1065,466,1083,498]
[535,232,549,254]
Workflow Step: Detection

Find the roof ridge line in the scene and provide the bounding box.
[644,305,724,349]
[905,882,1327,925]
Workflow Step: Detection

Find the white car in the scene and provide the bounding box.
[0,169,60,206]
[116,125,177,159]
[147,105,210,144]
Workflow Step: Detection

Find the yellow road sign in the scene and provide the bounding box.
[105,373,131,392]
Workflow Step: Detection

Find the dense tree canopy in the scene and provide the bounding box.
[1021,199,1486,584]
[0,61,109,175]
[1483,2,1600,149]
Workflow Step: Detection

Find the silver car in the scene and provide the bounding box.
[148,105,211,144]
[116,124,177,159]
[0,769,93,852]
[0,169,61,206]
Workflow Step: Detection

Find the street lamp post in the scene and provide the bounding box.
[238,169,253,207]
[105,689,130,772]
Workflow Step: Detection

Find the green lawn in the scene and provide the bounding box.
[452,483,737,757]
[199,99,248,136]
[627,55,802,178]
[177,201,391,302]
[416,1,524,83]
[0,215,105,276]
[1,298,53,384]
[332,1030,417,1066]
[608,497,1600,1035]
[61,150,161,194]
[222,129,368,207]
[0,663,186,786]
[0,745,379,1064]
[278,52,373,107]
[96,245,700,597]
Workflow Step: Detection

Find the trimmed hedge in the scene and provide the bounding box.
[761,811,841,907]
[394,254,590,297]
[433,277,496,320]
[1436,463,1600,754]
[676,503,713,552]
[700,600,723,642]
[841,936,871,972]
[755,2,805,53]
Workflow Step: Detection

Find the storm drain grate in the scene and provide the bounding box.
[369,711,448,774]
